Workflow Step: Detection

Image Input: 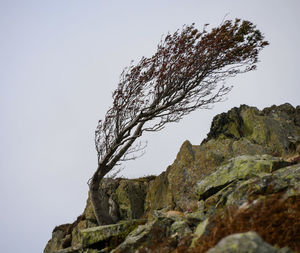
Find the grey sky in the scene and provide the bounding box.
[0,1,299,252]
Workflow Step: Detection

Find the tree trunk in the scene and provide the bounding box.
[90,123,145,225]
[89,169,114,225]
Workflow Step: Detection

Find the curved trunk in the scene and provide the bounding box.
[91,122,145,225]
[89,170,114,225]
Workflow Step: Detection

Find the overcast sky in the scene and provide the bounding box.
[0,1,299,252]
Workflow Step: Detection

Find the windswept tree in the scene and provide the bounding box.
[90,19,269,225]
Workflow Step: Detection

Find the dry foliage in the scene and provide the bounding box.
[190,194,300,253]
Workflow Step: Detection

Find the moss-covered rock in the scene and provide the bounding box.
[87,176,153,222]
[145,104,300,216]
[112,217,175,252]
[195,155,291,201]
[206,232,294,253]
[44,224,73,253]
[201,163,300,212]
[188,163,300,253]
[81,219,144,249]
[44,177,154,253]
[205,103,300,156]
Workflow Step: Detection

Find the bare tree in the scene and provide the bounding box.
[90,19,269,225]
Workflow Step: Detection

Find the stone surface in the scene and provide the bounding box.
[207,232,294,253]
[191,218,209,248]
[116,179,148,219]
[44,224,73,253]
[195,154,292,201]
[44,177,153,253]
[84,176,154,222]
[201,162,300,213]
[112,217,174,252]
[81,219,145,248]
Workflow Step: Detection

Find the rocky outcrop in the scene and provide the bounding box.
[44,103,300,253]
[145,103,300,214]
[44,177,154,253]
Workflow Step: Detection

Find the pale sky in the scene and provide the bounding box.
[0,1,299,252]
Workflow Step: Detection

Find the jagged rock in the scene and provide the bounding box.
[204,104,300,155]
[45,177,153,253]
[116,179,149,219]
[111,212,196,253]
[81,219,145,250]
[84,176,154,222]
[145,171,172,214]
[44,224,73,253]
[44,216,99,253]
[199,162,300,213]
[206,232,294,253]
[195,154,292,201]
[82,176,154,223]
[188,164,300,252]
[111,217,174,252]
[145,104,300,215]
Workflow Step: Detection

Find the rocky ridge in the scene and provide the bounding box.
[45,103,300,253]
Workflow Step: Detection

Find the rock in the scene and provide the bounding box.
[170,220,192,239]
[204,104,300,156]
[145,104,300,215]
[116,179,148,219]
[195,154,291,201]
[81,219,145,249]
[71,219,98,247]
[80,176,154,225]
[145,171,172,214]
[206,232,294,253]
[191,218,209,247]
[112,217,174,252]
[44,224,73,253]
[44,176,154,253]
[200,162,300,212]
[189,163,300,253]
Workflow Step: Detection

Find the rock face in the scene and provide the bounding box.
[44,103,300,253]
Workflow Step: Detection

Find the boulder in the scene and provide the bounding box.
[206,232,293,253]
[81,219,145,250]
[112,217,174,252]
[44,224,73,253]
